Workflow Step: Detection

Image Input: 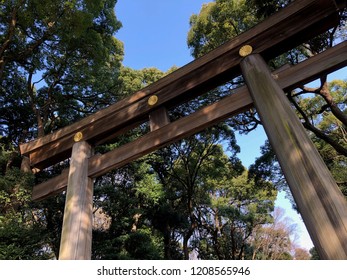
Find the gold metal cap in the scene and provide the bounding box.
[239,45,253,57]
[73,132,83,142]
[148,95,158,106]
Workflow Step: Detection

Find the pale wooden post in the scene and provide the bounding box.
[59,138,93,260]
[240,51,347,259]
[20,156,31,173]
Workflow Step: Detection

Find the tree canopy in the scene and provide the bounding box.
[0,0,123,143]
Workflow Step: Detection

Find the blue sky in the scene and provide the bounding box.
[115,0,346,252]
[116,0,207,71]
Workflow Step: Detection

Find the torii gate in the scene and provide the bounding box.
[20,0,347,260]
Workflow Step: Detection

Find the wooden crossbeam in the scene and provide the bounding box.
[20,0,342,170]
[31,41,347,201]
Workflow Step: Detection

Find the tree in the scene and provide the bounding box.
[194,170,277,259]
[188,0,257,59]
[309,247,321,260]
[249,208,296,260]
[91,161,165,260]
[0,0,123,144]
[148,124,242,259]
[294,248,310,260]
[0,145,53,259]
[148,122,279,260]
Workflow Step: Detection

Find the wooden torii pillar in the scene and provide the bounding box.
[19,0,347,260]
[239,48,347,259]
[59,140,93,260]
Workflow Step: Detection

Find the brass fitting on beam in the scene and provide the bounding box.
[73,132,83,142]
[148,95,158,106]
[239,45,253,57]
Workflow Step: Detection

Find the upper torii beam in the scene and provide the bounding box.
[20,0,344,170]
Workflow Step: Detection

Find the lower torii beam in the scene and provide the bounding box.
[59,139,93,260]
[240,51,347,260]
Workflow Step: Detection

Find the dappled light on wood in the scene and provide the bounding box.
[20,0,342,170]
[31,42,347,201]
[240,53,347,259]
[59,141,93,260]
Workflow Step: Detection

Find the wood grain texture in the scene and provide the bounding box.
[31,42,347,201]
[276,41,347,91]
[58,141,93,260]
[149,107,170,131]
[20,0,343,169]
[241,54,347,260]
[87,89,253,178]
[32,89,253,201]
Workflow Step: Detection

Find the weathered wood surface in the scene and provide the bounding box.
[149,107,170,131]
[20,0,343,169]
[32,90,252,201]
[241,54,347,260]
[31,42,347,201]
[59,141,93,260]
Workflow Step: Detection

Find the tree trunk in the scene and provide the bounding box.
[131,213,142,232]
[183,196,197,260]
[183,234,191,260]
[0,3,19,80]
[163,224,172,260]
[288,94,347,157]
[319,80,347,126]
[213,208,222,259]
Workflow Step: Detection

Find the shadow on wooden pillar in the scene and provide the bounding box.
[59,140,93,260]
[149,107,170,131]
[20,156,32,173]
[240,53,347,260]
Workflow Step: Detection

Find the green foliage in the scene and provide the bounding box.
[0,0,126,260]
[92,159,166,259]
[309,247,320,260]
[188,0,257,58]
[246,0,292,18]
[0,148,53,259]
[93,227,163,260]
[194,170,277,259]
[123,228,163,260]
[0,212,52,260]
[135,165,164,205]
[0,0,123,140]
[119,67,167,97]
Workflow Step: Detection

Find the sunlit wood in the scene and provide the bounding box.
[240,53,347,260]
[31,42,347,201]
[59,141,93,260]
[20,0,341,170]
